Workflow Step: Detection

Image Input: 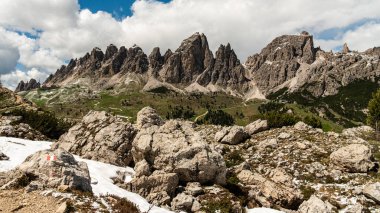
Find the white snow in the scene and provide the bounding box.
[0,137,52,172]
[73,156,172,213]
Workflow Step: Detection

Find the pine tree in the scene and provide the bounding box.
[367,89,380,138]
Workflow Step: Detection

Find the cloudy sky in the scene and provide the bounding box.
[1,0,380,89]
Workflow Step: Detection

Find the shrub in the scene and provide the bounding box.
[107,195,140,213]
[4,109,72,139]
[201,196,235,213]
[303,116,322,128]
[265,112,299,128]
[224,150,244,168]
[166,105,195,120]
[258,101,286,114]
[197,109,234,126]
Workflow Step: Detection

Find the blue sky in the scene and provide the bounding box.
[79,0,171,19]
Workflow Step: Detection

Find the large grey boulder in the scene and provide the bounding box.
[237,170,302,209]
[53,111,137,166]
[0,148,91,192]
[245,119,268,135]
[131,119,226,205]
[215,126,250,145]
[136,106,164,129]
[329,144,376,173]
[0,116,47,140]
[132,120,226,185]
[298,195,334,213]
[127,172,179,206]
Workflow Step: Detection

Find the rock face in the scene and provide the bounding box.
[53,111,137,167]
[15,78,41,92]
[298,195,334,213]
[0,149,91,192]
[158,32,214,84]
[246,32,317,94]
[329,144,376,173]
[215,126,250,145]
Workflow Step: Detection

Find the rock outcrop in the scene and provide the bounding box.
[329,144,377,173]
[53,111,137,167]
[0,149,92,192]
[245,119,268,135]
[15,78,41,92]
[363,182,380,204]
[215,126,250,145]
[298,195,335,213]
[129,109,227,206]
[0,116,47,140]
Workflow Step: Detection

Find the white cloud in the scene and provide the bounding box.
[1,0,380,89]
[1,68,48,90]
[0,32,20,74]
[0,0,78,33]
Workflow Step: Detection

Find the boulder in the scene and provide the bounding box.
[294,121,311,131]
[53,111,137,166]
[136,106,164,129]
[245,119,268,135]
[127,172,179,205]
[0,152,9,161]
[131,120,226,203]
[329,144,376,173]
[0,148,91,192]
[363,182,380,204]
[237,170,302,209]
[298,195,334,213]
[215,126,250,145]
[171,192,194,212]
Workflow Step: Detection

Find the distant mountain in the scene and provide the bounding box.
[40,31,380,100]
[15,78,40,92]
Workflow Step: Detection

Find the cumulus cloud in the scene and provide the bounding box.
[1,0,380,89]
[1,68,48,89]
[0,37,20,74]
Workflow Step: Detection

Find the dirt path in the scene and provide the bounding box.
[0,190,61,213]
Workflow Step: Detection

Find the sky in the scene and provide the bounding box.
[1,0,380,89]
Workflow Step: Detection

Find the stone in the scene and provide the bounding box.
[363,182,380,204]
[278,132,291,139]
[257,138,278,150]
[1,148,92,192]
[53,110,137,167]
[215,126,250,145]
[132,120,226,185]
[134,159,151,177]
[294,121,311,131]
[0,152,9,161]
[56,201,68,213]
[136,106,164,129]
[237,170,302,209]
[244,119,268,135]
[185,182,204,196]
[127,172,179,206]
[298,195,334,213]
[171,192,193,211]
[330,144,376,173]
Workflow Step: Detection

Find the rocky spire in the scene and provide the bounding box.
[15,78,40,92]
[342,43,350,54]
[158,33,214,83]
